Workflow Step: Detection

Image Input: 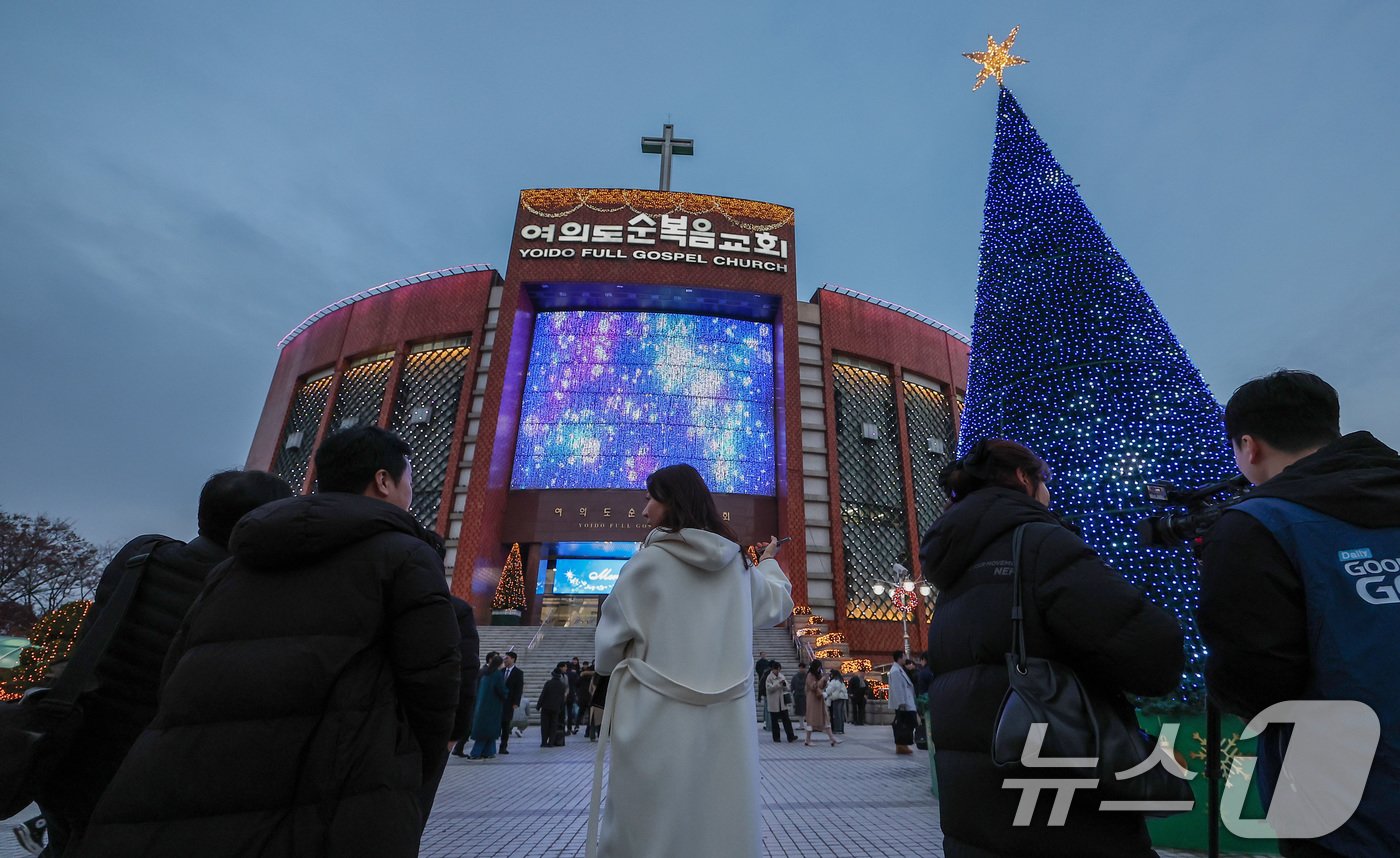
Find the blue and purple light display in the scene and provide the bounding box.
[511,310,776,494]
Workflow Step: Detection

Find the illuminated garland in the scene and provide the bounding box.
[791,605,812,616]
[814,632,847,648]
[840,659,873,674]
[519,189,794,233]
[0,601,91,701]
[796,627,821,638]
[867,680,889,700]
[806,615,828,626]
[491,543,527,612]
[815,648,844,659]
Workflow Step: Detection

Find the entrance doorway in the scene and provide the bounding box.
[533,541,639,627]
[539,595,601,627]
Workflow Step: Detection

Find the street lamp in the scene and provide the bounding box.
[871,563,934,659]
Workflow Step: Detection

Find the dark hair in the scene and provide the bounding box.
[198,470,294,547]
[485,655,504,673]
[503,651,517,663]
[645,464,744,545]
[939,438,1048,503]
[808,662,824,676]
[891,651,904,662]
[1225,371,1341,452]
[768,661,782,670]
[314,426,412,494]
[828,668,841,680]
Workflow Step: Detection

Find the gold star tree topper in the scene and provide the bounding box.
[963,25,1028,91]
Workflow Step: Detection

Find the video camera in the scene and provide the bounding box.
[1137,475,1251,549]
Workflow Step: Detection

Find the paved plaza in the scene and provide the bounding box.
[420,722,1272,858]
[4,722,1275,857]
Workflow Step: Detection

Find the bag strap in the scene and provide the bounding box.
[41,538,175,711]
[1009,524,1029,675]
[1009,522,1059,675]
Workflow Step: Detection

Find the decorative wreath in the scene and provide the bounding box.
[891,588,918,612]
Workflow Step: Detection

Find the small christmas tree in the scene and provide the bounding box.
[0,600,92,701]
[491,544,526,624]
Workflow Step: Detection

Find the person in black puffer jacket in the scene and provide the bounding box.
[35,470,293,856]
[921,439,1184,858]
[447,596,480,758]
[77,427,461,858]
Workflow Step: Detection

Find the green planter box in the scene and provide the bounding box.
[1140,711,1280,855]
[491,610,522,626]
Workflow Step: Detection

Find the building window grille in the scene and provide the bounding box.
[904,379,956,621]
[832,363,909,622]
[328,355,394,441]
[388,342,472,529]
[903,379,956,542]
[274,372,333,492]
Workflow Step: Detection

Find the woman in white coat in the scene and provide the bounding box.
[589,464,794,858]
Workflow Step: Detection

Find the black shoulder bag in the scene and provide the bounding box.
[991,523,1194,816]
[0,540,171,818]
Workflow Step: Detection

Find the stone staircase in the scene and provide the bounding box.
[476,626,596,725]
[751,622,801,722]
[791,612,851,664]
[477,622,799,725]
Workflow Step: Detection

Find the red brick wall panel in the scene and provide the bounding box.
[245,271,497,471]
[811,289,968,661]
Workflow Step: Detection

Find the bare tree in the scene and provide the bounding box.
[0,509,106,623]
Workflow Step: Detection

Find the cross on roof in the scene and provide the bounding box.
[640,123,694,191]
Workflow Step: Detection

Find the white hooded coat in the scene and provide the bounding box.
[592,527,793,858]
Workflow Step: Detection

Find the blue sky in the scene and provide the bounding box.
[2,2,1397,546]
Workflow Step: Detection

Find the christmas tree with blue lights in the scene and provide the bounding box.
[958,84,1236,711]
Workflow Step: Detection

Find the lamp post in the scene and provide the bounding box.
[871,563,933,659]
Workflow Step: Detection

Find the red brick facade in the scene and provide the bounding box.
[811,289,969,659]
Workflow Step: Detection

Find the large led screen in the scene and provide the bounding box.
[511,310,775,494]
[548,557,628,595]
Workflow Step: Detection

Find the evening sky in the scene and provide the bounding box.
[2,1,1396,545]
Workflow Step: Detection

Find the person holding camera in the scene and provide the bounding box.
[1198,371,1400,857]
[920,438,1184,858]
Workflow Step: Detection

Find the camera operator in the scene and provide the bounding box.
[1198,370,1400,858]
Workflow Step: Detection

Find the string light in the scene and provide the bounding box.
[963,25,1029,91]
[958,86,1236,712]
[519,189,794,233]
[0,601,91,701]
[840,658,874,674]
[814,632,847,647]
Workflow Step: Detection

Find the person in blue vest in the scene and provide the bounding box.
[1199,370,1400,858]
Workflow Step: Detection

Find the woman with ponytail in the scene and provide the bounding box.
[921,439,1185,858]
